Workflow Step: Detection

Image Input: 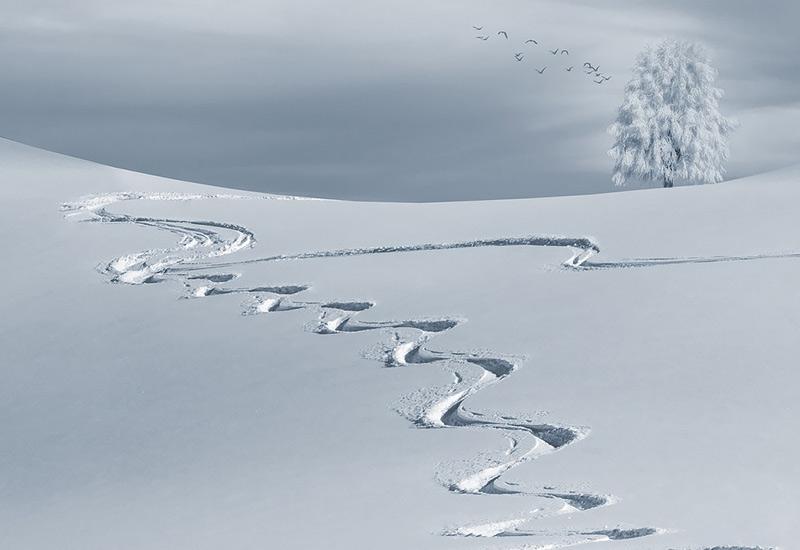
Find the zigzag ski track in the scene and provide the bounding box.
[62,191,777,549]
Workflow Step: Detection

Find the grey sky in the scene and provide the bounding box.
[1,0,798,201]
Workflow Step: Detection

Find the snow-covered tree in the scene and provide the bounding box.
[608,40,736,188]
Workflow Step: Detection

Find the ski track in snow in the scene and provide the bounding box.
[61,192,776,550]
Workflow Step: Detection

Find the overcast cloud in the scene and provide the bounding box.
[1,0,798,200]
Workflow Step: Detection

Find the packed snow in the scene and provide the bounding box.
[1,137,796,549]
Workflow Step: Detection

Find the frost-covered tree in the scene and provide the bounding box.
[608,40,736,188]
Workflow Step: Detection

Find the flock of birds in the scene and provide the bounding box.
[472,26,612,84]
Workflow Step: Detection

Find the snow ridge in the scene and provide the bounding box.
[62,192,774,550]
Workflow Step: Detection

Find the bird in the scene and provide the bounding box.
[514,52,524,61]
[498,30,508,39]
[594,78,604,84]
[561,49,569,55]
[566,66,574,71]
[524,39,538,44]
[536,66,547,74]
[583,62,593,67]
[601,75,612,81]
[475,35,489,40]
[584,62,598,72]
[472,25,483,30]
[549,48,559,55]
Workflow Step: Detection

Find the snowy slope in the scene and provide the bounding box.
[1,137,797,550]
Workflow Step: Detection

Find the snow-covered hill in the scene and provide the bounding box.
[1,137,796,549]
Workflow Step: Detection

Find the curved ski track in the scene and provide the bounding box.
[62,192,774,550]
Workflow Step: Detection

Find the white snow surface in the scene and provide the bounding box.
[0,137,797,550]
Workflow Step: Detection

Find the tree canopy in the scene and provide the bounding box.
[609,40,736,187]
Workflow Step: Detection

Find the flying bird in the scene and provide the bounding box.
[536,66,547,74]
[583,62,593,67]
[498,30,508,39]
[475,35,489,41]
[549,48,559,55]
[525,39,538,44]
[514,52,524,61]
[561,49,569,55]
[566,66,574,71]
[594,78,604,84]
[472,25,483,30]
[601,75,612,81]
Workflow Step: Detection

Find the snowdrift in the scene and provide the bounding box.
[1,137,797,550]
